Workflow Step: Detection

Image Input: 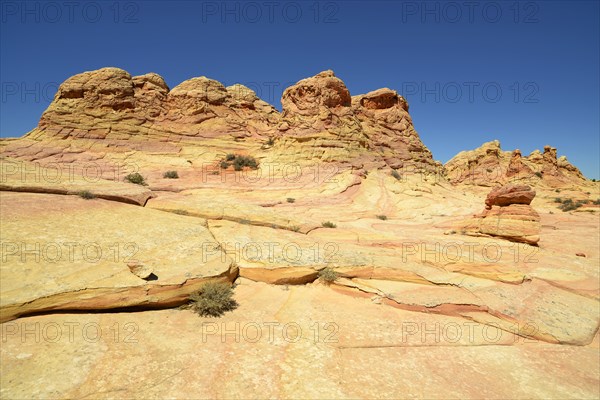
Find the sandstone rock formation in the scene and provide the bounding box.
[462,184,541,245]
[1,67,599,400]
[34,67,279,141]
[445,140,587,187]
[485,184,536,208]
[3,67,440,176]
[277,71,439,171]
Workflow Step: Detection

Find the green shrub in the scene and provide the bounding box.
[220,154,258,171]
[318,267,339,283]
[287,198,295,203]
[185,281,238,317]
[267,137,275,146]
[558,198,584,212]
[124,172,147,186]
[163,170,179,179]
[77,190,96,200]
[554,197,562,203]
[322,221,336,228]
[391,170,401,180]
[376,215,388,220]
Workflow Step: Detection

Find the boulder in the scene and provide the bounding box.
[461,184,541,245]
[485,184,536,208]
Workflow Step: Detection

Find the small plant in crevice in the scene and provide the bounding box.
[77,190,96,200]
[163,170,179,179]
[287,198,295,203]
[593,198,600,205]
[322,221,336,228]
[266,137,275,146]
[376,215,388,220]
[534,171,543,178]
[183,281,238,317]
[318,267,339,283]
[124,172,147,186]
[391,170,401,180]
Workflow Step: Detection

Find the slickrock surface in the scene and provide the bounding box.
[1,67,599,399]
[0,158,153,205]
[1,282,598,399]
[0,192,236,323]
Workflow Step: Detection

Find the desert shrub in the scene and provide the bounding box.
[125,172,147,186]
[554,197,562,203]
[172,209,189,216]
[559,198,584,212]
[322,221,337,228]
[391,170,401,180]
[376,215,388,220]
[287,198,295,203]
[163,170,179,179]
[235,155,258,170]
[221,154,258,171]
[594,198,600,205]
[534,171,543,178]
[77,190,96,200]
[267,137,275,146]
[186,282,238,317]
[318,267,339,283]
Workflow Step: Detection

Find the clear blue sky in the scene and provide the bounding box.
[1,0,598,178]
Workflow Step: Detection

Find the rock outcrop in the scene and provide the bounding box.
[3,67,440,174]
[34,68,279,141]
[277,71,439,171]
[462,184,541,245]
[444,140,587,187]
[485,184,536,208]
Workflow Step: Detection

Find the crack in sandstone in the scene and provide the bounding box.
[330,279,561,344]
[0,187,148,206]
[0,266,238,323]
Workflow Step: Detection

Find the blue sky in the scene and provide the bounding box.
[1,0,598,178]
